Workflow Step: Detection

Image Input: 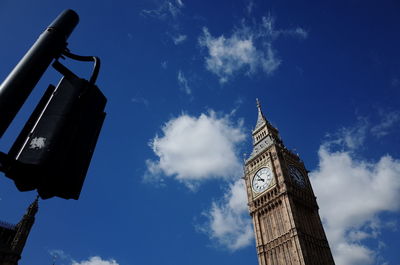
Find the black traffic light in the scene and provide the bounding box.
[5,72,106,200]
[0,9,107,200]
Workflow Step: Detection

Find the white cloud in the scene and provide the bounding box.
[72,256,119,265]
[310,128,400,264]
[131,97,149,106]
[293,27,308,39]
[324,111,400,147]
[141,0,183,20]
[175,0,184,8]
[325,118,369,150]
[142,1,187,52]
[144,111,246,189]
[167,1,181,19]
[49,249,70,261]
[200,179,254,250]
[260,16,308,40]
[371,110,400,138]
[198,15,305,83]
[246,0,254,15]
[198,26,279,83]
[47,250,118,265]
[177,70,191,94]
[173,34,187,45]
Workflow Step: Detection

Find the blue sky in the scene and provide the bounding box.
[0,0,400,265]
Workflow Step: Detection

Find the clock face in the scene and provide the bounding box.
[288,165,305,186]
[252,167,274,193]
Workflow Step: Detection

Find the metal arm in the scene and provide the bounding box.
[62,49,101,84]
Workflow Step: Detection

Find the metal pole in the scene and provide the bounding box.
[0,9,79,137]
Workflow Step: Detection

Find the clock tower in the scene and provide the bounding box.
[244,100,334,265]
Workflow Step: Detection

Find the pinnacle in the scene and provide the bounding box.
[26,196,39,216]
[254,98,267,131]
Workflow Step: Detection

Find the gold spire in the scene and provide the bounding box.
[254,98,267,131]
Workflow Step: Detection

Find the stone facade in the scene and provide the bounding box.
[244,100,335,265]
[0,198,38,265]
